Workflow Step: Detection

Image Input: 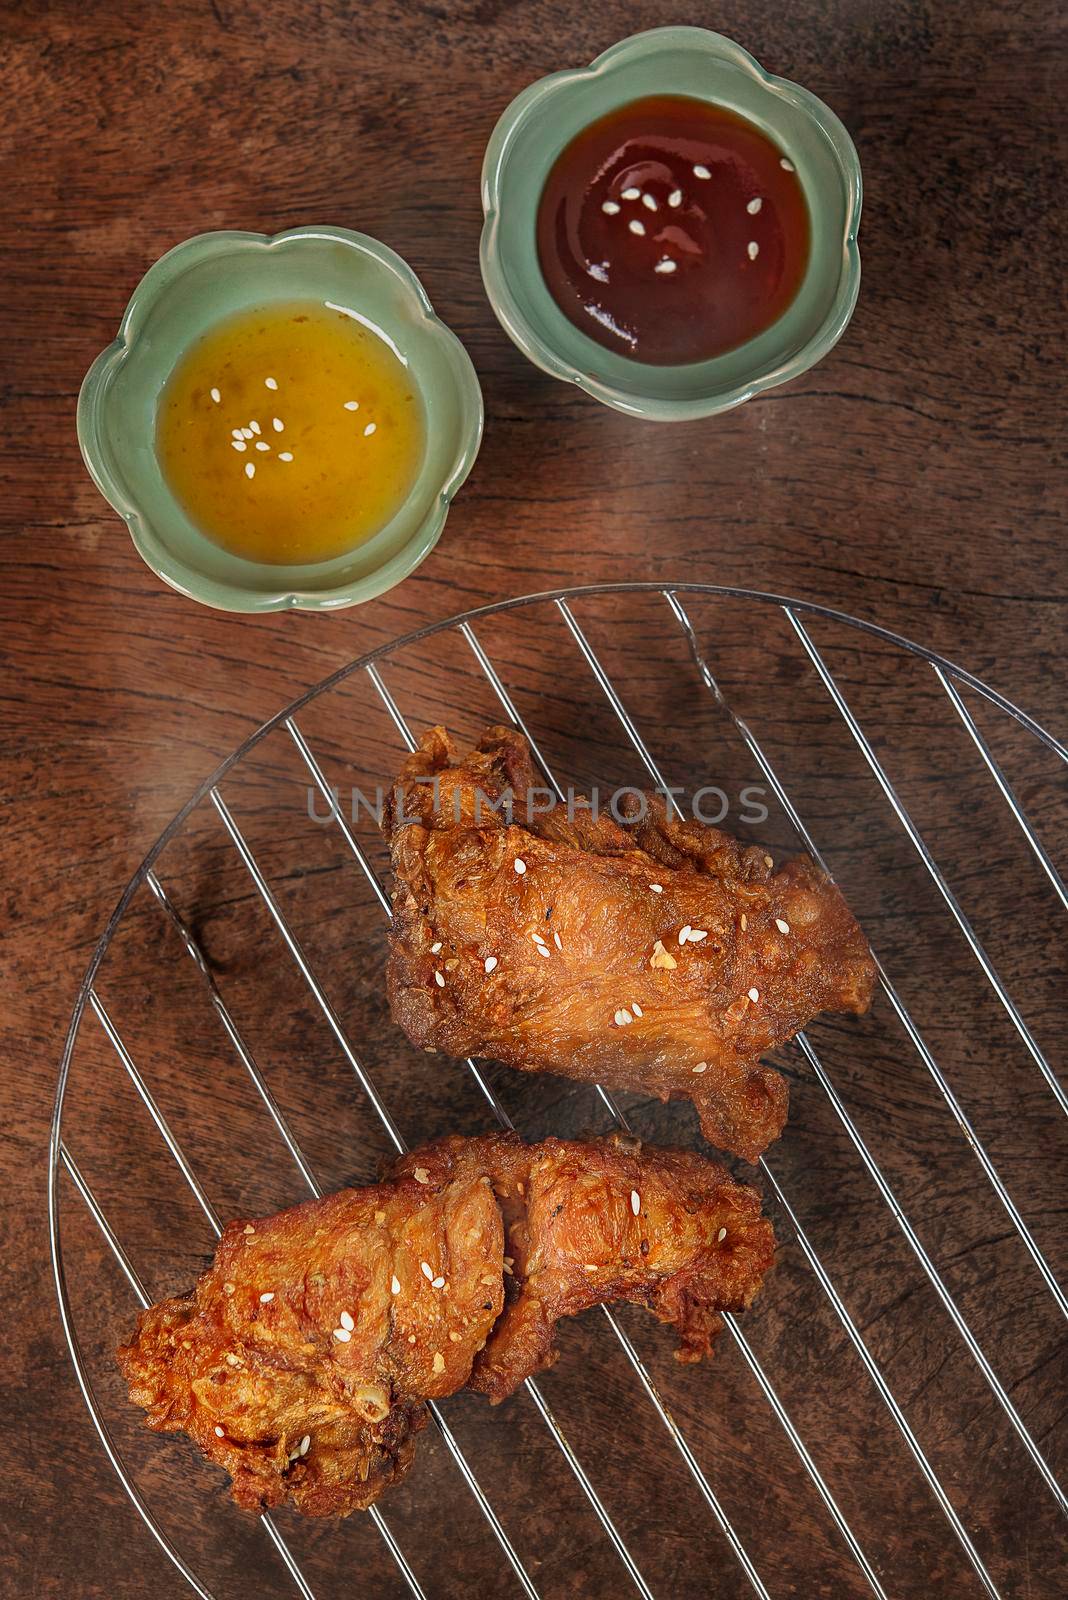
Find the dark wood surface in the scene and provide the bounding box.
[1,2,1065,1597]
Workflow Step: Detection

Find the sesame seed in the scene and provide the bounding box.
[632,1002,643,1017]
[747,197,763,215]
[650,882,663,893]
[553,931,562,950]
[642,193,658,211]
[668,189,682,207]
[244,463,255,479]
[231,427,244,439]
[391,1275,401,1294]
[537,944,550,958]
[255,440,270,451]
[693,163,711,179]
[532,932,546,945]
[628,219,646,236]
[333,1326,351,1342]
[764,855,773,869]
[602,200,620,215]
[748,987,760,1002]
[259,1292,275,1303]
[692,1061,708,1074]
[214,1425,225,1437]
[413,1167,430,1184]
[688,929,708,942]
[300,1435,310,1455]
[430,941,442,953]
[265,376,278,389]
[231,439,246,452]
[434,970,445,987]
[776,918,791,934]
[484,955,498,972]
[363,422,377,436]
[272,417,284,431]
[584,1263,598,1273]
[278,451,294,461]
[514,858,526,874]
[630,1190,641,1216]
[622,186,640,200]
[431,1276,445,1289]
[781,157,795,172]
[210,387,221,403]
[339,1310,355,1330]
[249,420,261,435]
[740,914,748,930]
[614,1008,633,1026]
[679,925,692,945]
[747,241,759,260]
[421,1261,434,1281]
[717,1227,727,1243]
[654,258,677,274]
[343,400,360,411]
[432,1352,445,1373]
[241,426,254,439]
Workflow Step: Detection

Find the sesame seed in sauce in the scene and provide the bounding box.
[434,970,445,988]
[747,241,759,261]
[363,422,377,437]
[514,858,526,874]
[642,193,658,212]
[668,189,682,208]
[244,462,255,479]
[343,400,360,411]
[602,200,620,215]
[630,1190,641,1216]
[249,419,261,435]
[747,197,763,215]
[241,426,254,438]
[391,1275,401,1294]
[717,1227,727,1243]
[231,440,247,452]
[333,1326,351,1342]
[278,450,293,461]
[628,219,646,237]
[776,918,791,935]
[210,387,221,403]
[692,1061,708,1074]
[654,258,677,275]
[693,164,711,179]
[272,417,284,431]
[413,1166,430,1184]
[215,1425,225,1437]
[259,1292,275,1303]
[622,187,640,200]
[432,1352,445,1373]
[339,1310,355,1331]
[421,1261,434,1281]
[781,157,795,172]
[265,376,278,389]
[255,440,270,451]
[484,955,498,972]
[748,987,760,1002]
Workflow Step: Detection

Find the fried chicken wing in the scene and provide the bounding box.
[384,726,876,1161]
[118,1132,774,1515]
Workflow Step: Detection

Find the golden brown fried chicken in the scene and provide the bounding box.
[118,1132,773,1515]
[384,727,876,1161]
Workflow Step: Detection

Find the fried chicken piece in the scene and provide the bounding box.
[384,726,876,1161]
[118,1132,774,1515]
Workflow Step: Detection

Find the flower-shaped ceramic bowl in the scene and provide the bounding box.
[78,227,484,611]
[481,27,862,421]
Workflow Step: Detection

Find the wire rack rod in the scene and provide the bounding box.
[665,591,1068,1324]
[445,631,891,1598]
[65,1039,324,1600]
[554,597,1013,1586]
[209,787,657,1600]
[786,609,1068,1118]
[933,666,1068,914]
[291,714,783,1600]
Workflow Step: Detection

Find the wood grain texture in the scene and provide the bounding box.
[0,1,1065,1597]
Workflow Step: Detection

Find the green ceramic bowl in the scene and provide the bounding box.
[78,227,484,612]
[481,27,862,421]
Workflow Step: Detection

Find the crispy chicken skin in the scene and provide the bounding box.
[118,1133,774,1516]
[384,726,875,1161]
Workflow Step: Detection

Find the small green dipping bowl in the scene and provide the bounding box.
[78,226,484,612]
[481,27,862,421]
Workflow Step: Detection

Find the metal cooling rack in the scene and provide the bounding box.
[49,584,1067,1600]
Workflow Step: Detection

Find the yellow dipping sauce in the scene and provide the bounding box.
[157,301,425,565]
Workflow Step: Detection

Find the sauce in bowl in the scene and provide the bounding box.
[536,95,810,366]
[158,301,425,565]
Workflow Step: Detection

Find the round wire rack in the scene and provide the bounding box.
[49,584,1067,1600]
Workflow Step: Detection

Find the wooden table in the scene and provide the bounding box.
[2,3,1064,1597]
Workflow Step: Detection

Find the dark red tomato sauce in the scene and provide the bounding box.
[536,95,811,366]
